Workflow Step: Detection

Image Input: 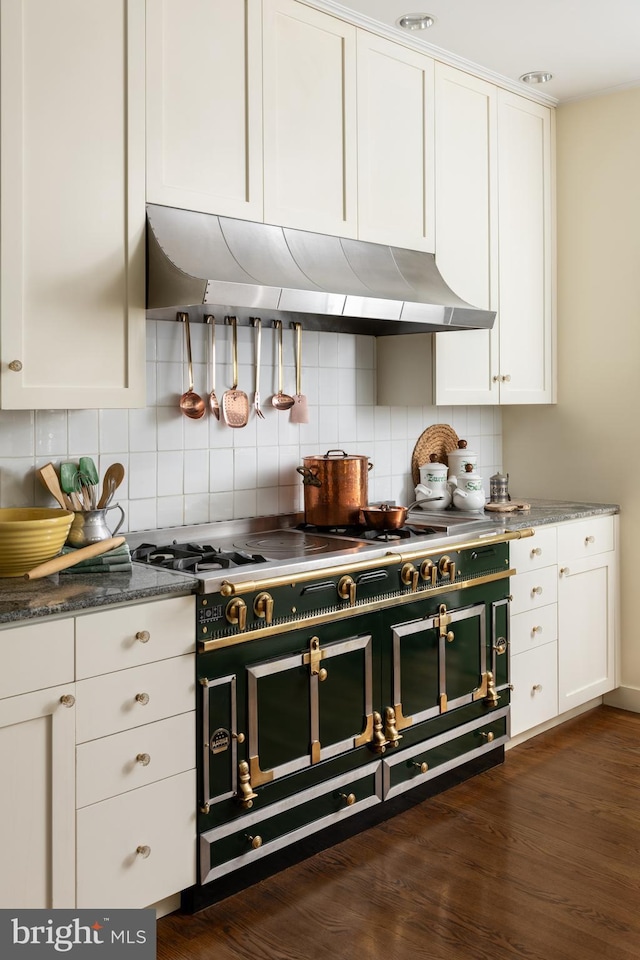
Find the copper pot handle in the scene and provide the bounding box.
[324,449,348,459]
[297,466,322,487]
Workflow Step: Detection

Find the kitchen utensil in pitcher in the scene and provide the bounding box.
[97,462,125,509]
[79,456,99,508]
[178,311,206,420]
[252,318,265,419]
[272,320,294,410]
[290,322,309,423]
[205,315,220,420]
[37,463,72,510]
[222,316,249,428]
[60,462,83,511]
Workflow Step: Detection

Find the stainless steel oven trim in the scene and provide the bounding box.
[201,568,515,651]
[199,761,383,884]
[381,705,509,800]
[201,673,238,808]
[246,634,374,782]
[491,596,511,688]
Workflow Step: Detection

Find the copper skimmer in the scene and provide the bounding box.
[222,316,249,428]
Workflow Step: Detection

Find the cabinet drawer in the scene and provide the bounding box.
[557,515,615,562]
[0,618,74,699]
[509,565,558,615]
[382,707,508,800]
[510,603,558,656]
[75,654,195,743]
[510,527,557,572]
[75,595,195,679]
[510,643,558,736]
[200,762,382,884]
[76,770,196,908]
[76,712,195,808]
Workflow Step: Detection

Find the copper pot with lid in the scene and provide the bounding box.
[297,449,373,527]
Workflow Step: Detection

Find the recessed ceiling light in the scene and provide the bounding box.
[519,71,553,85]
[396,13,435,31]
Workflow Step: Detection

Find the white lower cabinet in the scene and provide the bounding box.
[509,515,618,739]
[76,770,196,909]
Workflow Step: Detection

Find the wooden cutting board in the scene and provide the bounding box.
[484,501,530,513]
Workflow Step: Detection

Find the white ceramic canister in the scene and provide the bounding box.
[417,455,451,510]
[452,463,485,512]
[447,439,478,483]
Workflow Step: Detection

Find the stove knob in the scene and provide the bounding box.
[420,559,437,586]
[438,555,456,582]
[253,592,274,624]
[226,598,247,630]
[401,563,419,592]
[338,575,356,605]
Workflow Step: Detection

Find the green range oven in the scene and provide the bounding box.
[189,522,533,902]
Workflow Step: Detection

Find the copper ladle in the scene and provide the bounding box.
[178,312,206,419]
[272,319,294,410]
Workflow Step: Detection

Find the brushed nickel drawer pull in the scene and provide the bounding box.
[135,692,150,705]
[135,630,150,643]
[136,753,151,766]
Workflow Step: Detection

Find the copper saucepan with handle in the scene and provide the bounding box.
[361,503,408,531]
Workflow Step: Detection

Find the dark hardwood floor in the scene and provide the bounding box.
[158,706,640,960]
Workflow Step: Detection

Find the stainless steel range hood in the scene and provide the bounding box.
[146,204,496,335]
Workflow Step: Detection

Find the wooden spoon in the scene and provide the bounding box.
[271,320,294,410]
[37,463,72,510]
[97,462,125,508]
[178,312,206,419]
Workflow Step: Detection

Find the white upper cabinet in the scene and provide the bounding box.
[432,64,499,405]
[146,0,263,221]
[0,0,146,409]
[496,91,554,403]
[262,0,358,237]
[356,32,434,251]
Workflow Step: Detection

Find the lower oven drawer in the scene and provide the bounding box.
[200,761,382,884]
[382,706,509,800]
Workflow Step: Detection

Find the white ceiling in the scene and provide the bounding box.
[328,0,640,103]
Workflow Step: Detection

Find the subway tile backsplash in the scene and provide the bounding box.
[0,320,503,530]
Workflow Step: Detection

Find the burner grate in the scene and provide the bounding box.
[130,541,268,572]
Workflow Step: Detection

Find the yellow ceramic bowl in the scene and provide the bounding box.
[0,508,74,577]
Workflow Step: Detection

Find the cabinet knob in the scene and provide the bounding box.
[135,630,150,643]
[411,761,429,774]
[8,360,22,372]
[338,792,356,806]
[501,374,511,383]
[585,535,595,545]
[232,732,245,744]
[530,547,542,557]
[532,625,543,635]
[492,375,500,383]
[532,684,543,693]
[135,692,150,706]
[559,567,570,577]
[59,693,75,708]
[479,731,495,743]
[136,753,151,766]
[531,586,543,596]
[246,835,263,850]
[136,845,151,858]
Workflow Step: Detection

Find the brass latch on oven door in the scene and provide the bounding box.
[303,635,328,682]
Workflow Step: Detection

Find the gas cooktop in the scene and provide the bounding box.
[126,511,503,584]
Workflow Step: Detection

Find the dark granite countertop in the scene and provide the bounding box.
[0,563,199,626]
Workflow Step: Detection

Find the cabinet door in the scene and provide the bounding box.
[433,65,499,405]
[356,32,434,251]
[558,552,617,711]
[263,0,357,236]
[146,0,263,220]
[0,0,146,409]
[0,684,76,908]
[497,92,554,403]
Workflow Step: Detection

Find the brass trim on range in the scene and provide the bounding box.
[216,528,534,597]
[200,567,515,651]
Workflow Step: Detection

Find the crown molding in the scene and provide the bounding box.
[302,0,559,107]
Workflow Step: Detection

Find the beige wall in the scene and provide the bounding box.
[503,86,640,697]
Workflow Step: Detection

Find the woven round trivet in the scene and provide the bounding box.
[411,424,460,486]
